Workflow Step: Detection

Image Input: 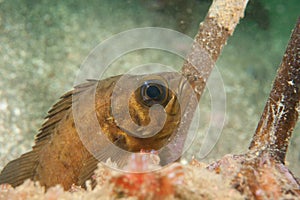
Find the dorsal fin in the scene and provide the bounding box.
[35,79,99,144]
[0,80,98,187]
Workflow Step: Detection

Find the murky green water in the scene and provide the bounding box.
[0,0,299,176]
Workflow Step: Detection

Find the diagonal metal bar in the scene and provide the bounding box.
[164,0,249,163]
[249,17,300,163]
[181,0,249,99]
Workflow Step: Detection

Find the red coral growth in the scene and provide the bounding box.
[0,183,12,191]
[109,153,183,200]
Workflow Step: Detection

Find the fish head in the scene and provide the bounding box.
[95,72,192,152]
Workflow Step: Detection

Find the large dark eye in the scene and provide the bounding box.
[139,79,168,107]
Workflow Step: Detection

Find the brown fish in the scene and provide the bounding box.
[0,72,192,190]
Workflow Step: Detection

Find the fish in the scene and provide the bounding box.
[0,72,193,190]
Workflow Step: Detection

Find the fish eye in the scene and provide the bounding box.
[139,79,168,107]
[146,85,162,99]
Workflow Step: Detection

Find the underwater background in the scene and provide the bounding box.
[0,0,299,176]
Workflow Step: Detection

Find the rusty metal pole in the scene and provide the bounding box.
[249,17,300,163]
[181,0,249,99]
[165,0,249,163]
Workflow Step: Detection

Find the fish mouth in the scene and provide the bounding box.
[119,125,162,139]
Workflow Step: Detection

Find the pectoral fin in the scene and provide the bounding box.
[77,155,98,188]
